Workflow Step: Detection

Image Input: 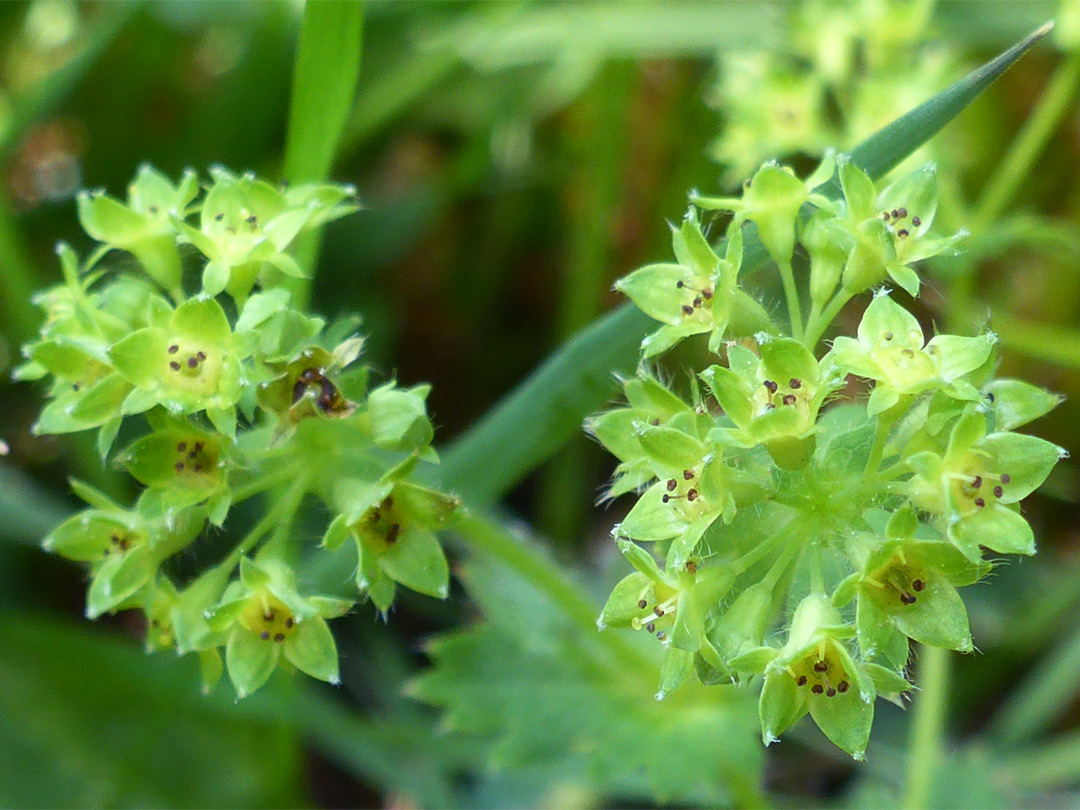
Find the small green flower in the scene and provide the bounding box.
[43,503,204,619]
[905,410,1065,561]
[77,165,199,295]
[692,157,836,268]
[828,292,995,415]
[614,212,770,357]
[586,374,703,498]
[108,295,251,437]
[258,341,362,428]
[753,593,908,760]
[599,538,735,698]
[324,471,461,611]
[837,159,964,296]
[702,337,840,469]
[116,413,232,524]
[834,513,989,668]
[173,167,357,302]
[207,558,353,698]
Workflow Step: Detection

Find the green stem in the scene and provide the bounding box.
[864,407,900,478]
[804,289,854,349]
[224,473,310,570]
[903,645,950,809]
[231,462,304,504]
[761,532,802,591]
[974,52,1080,230]
[778,259,804,341]
[953,51,1080,323]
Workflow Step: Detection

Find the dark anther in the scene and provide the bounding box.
[666,479,678,492]
[177,442,187,452]
[214,212,224,222]
[386,524,401,545]
[292,380,307,404]
[901,348,915,358]
[692,297,702,308]
[796,675,808,686]
[687,489,698,501]
[683,469,694,480]
[194,464,203,472]
[650,418,660,426]
[197,351,206,361]
[986,392,996,403]
[882,211,890,221]
[972,475,982,488]
[194,442,203,451]
[782,394,797,406]
[900,593,916,605]
[264,611,275,622]
[175,462,184,472]
[884,331,893,341]
[685,560,698,574]
[681,305,694,316]
[149,206,159,214]
[187,356,199,369]
[656,631,666,641]
[661,494,671,504]
[912,216,921,226]
[645,622,656,633]
[638,599,648,609]
[891,209,899,219]
[912,579,925,592]
[702,289,713,300]
[169,361,181,371]
[110,534,120,544]
[150,619,159,627]
[72,383,80,391]
[826,687,837,697]
[838,680,849,693]
[974,497,986,508]
[993,485,1003,498]
[654,606,665,617]
[765,403,776,410]
[285,617,294,629]
[896,207,908,219]
[260,631,270,640]
[676,280,684,288]
[897,229,909,238]
[813,661,828,672]
[246,214,257,225]
[187,450,197,459]
[274,633,285,643]
[1001,473,1011,484]
[812,684,824,694]
[168,344,179,354]
[789,378,802,389]
[764,379,778,393]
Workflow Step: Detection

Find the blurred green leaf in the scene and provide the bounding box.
[0,613,304,808]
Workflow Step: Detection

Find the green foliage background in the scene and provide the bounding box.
[1,1,1080,807]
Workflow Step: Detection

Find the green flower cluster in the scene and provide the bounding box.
[708,0,960,184]
[592,157,1064,759]
[21,166,462,699]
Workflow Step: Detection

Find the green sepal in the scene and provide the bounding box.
[284,615,340,684]
[984,379,1062,431]
[657,646,695,700]
[599,571,651,630]
[378,526,450,599]
[225,626,278,699]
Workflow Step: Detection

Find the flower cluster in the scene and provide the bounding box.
[592,157,1064,759]
[708,0,961,184]
[21,166,462,699]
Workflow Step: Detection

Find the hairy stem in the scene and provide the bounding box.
[778,259,805,341]
[804,289,854,349]
[903,645,951,809]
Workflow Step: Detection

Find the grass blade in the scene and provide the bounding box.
[282,0,364,308]
[439,24,1053,503]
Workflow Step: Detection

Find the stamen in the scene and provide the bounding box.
[896,207,908,219]
[169,361,181,371]
[796,675,807,686]
[686,489,698,501]
[972,475,982,488]
[168,344,179,354]
[813,661,828,673]
[260,631,270,640]
[274,633,285,643]
[681,305,694,316]
[175,462,184,472]
[666,479,678,492]
[838,680,849,693]
[782,394,797,406]
[897,229,909,238]
[1001,473,1011,484]
[811,684,824,694]
[912,216,921,226]
[764,380,778,393]
[645,622,656,633]
[177,442,187,452]
[912,579,925,592]
[993,485,1003,498]
[789,378,802,389]
[974,497,986,508]
[683,469,694,480]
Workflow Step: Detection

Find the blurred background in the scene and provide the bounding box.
[1,1,1080,807]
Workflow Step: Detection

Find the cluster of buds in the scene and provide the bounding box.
[20,166,462,699]
[593,156,1064,759]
